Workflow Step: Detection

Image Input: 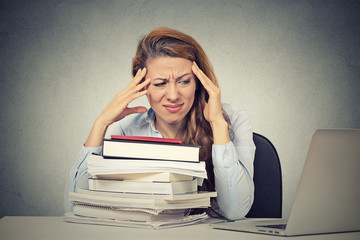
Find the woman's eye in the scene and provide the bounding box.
[178,79,190,85]
[153,82,167,87]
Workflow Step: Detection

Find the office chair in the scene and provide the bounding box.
[245,132,282,218]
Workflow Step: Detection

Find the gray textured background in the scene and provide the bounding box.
[1,0,359,219]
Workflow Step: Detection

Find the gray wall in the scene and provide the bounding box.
[1,0,359,218]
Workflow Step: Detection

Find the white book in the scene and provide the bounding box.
[87,154,207,179]
[92,172,193,182]
[73,204,187,222]
[76,188,217,200]
[69,191,211,209]
[88,178,198,195]
[64,212,209,230]
[102,138,200,162]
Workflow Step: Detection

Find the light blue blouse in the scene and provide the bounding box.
[64,103,255,220]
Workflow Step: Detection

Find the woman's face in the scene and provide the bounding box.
[145,56,197,126]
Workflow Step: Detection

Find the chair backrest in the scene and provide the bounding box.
[245,132,282,218]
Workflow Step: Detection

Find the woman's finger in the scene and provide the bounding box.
[130,68,142,84]
[124,68,147,94]
[135,78,151,92]
[125,78,150,103]
[132,67,147,84]
[192,62,216,92]
[192,62,220,98]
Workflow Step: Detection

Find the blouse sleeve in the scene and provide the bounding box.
[212,106,256,220]
[64,145,103,212]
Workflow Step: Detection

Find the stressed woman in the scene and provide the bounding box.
[65,28,255,220]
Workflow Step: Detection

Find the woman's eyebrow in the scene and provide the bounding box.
[176,73,191,80]
[153,73,192,81]
[153,77,167,81]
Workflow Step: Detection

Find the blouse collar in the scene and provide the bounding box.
[145,108,159,133]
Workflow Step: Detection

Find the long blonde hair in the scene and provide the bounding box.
[132,28,230,191]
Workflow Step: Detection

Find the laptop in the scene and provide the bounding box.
[210,129,360,236]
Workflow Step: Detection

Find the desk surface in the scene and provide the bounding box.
[1,216,359,240]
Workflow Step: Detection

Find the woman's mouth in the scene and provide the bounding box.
[163,104,184,113]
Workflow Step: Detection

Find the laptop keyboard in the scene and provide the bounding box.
[256,224,287,230]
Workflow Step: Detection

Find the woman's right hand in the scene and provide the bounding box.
[96,68,150,127]
[84,68,150,147]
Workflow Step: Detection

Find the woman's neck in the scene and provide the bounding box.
[154,118,182,139]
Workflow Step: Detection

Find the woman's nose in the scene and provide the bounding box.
[166,83,180,101]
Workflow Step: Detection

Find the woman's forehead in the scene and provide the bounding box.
[146,57,193,78]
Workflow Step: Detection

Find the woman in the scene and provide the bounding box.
[65,28,255,220]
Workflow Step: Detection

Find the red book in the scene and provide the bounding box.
[110,135,182,144]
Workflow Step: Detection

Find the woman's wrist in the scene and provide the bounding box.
[210,116,228,127]
[94,114,113,129]
[210,119,230,145]
[84,119,109,147]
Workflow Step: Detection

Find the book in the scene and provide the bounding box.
[86,154,207,179]
[73,204,187,222]
[76,188,217,200]
[69,191,211,209]
[111,135,182,144]
[92,172,193,182]
[102,138,200,162]
[64,211,209,229]
[88,178,198,195]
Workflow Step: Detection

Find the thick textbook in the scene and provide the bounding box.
[86,154,207,179]
[73,204,186,222]
[92,172,193,182]
[69,191,212,209]
[102,138,200,162]
[76,188,217,200]
[64,212,208,229]
[88,178,198,195]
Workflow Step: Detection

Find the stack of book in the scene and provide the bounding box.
[64,136,216,229]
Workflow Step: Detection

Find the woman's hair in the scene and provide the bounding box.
[132,27,230,192]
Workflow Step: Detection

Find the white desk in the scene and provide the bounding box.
[0,216,359,240]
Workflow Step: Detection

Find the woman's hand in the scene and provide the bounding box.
[96,68,150,127]
[85,68,150,147]
[192,62,230,145]
[191,62,224,124]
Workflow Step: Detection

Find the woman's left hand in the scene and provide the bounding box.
[192,61,230,145]
[192,61,225,125]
